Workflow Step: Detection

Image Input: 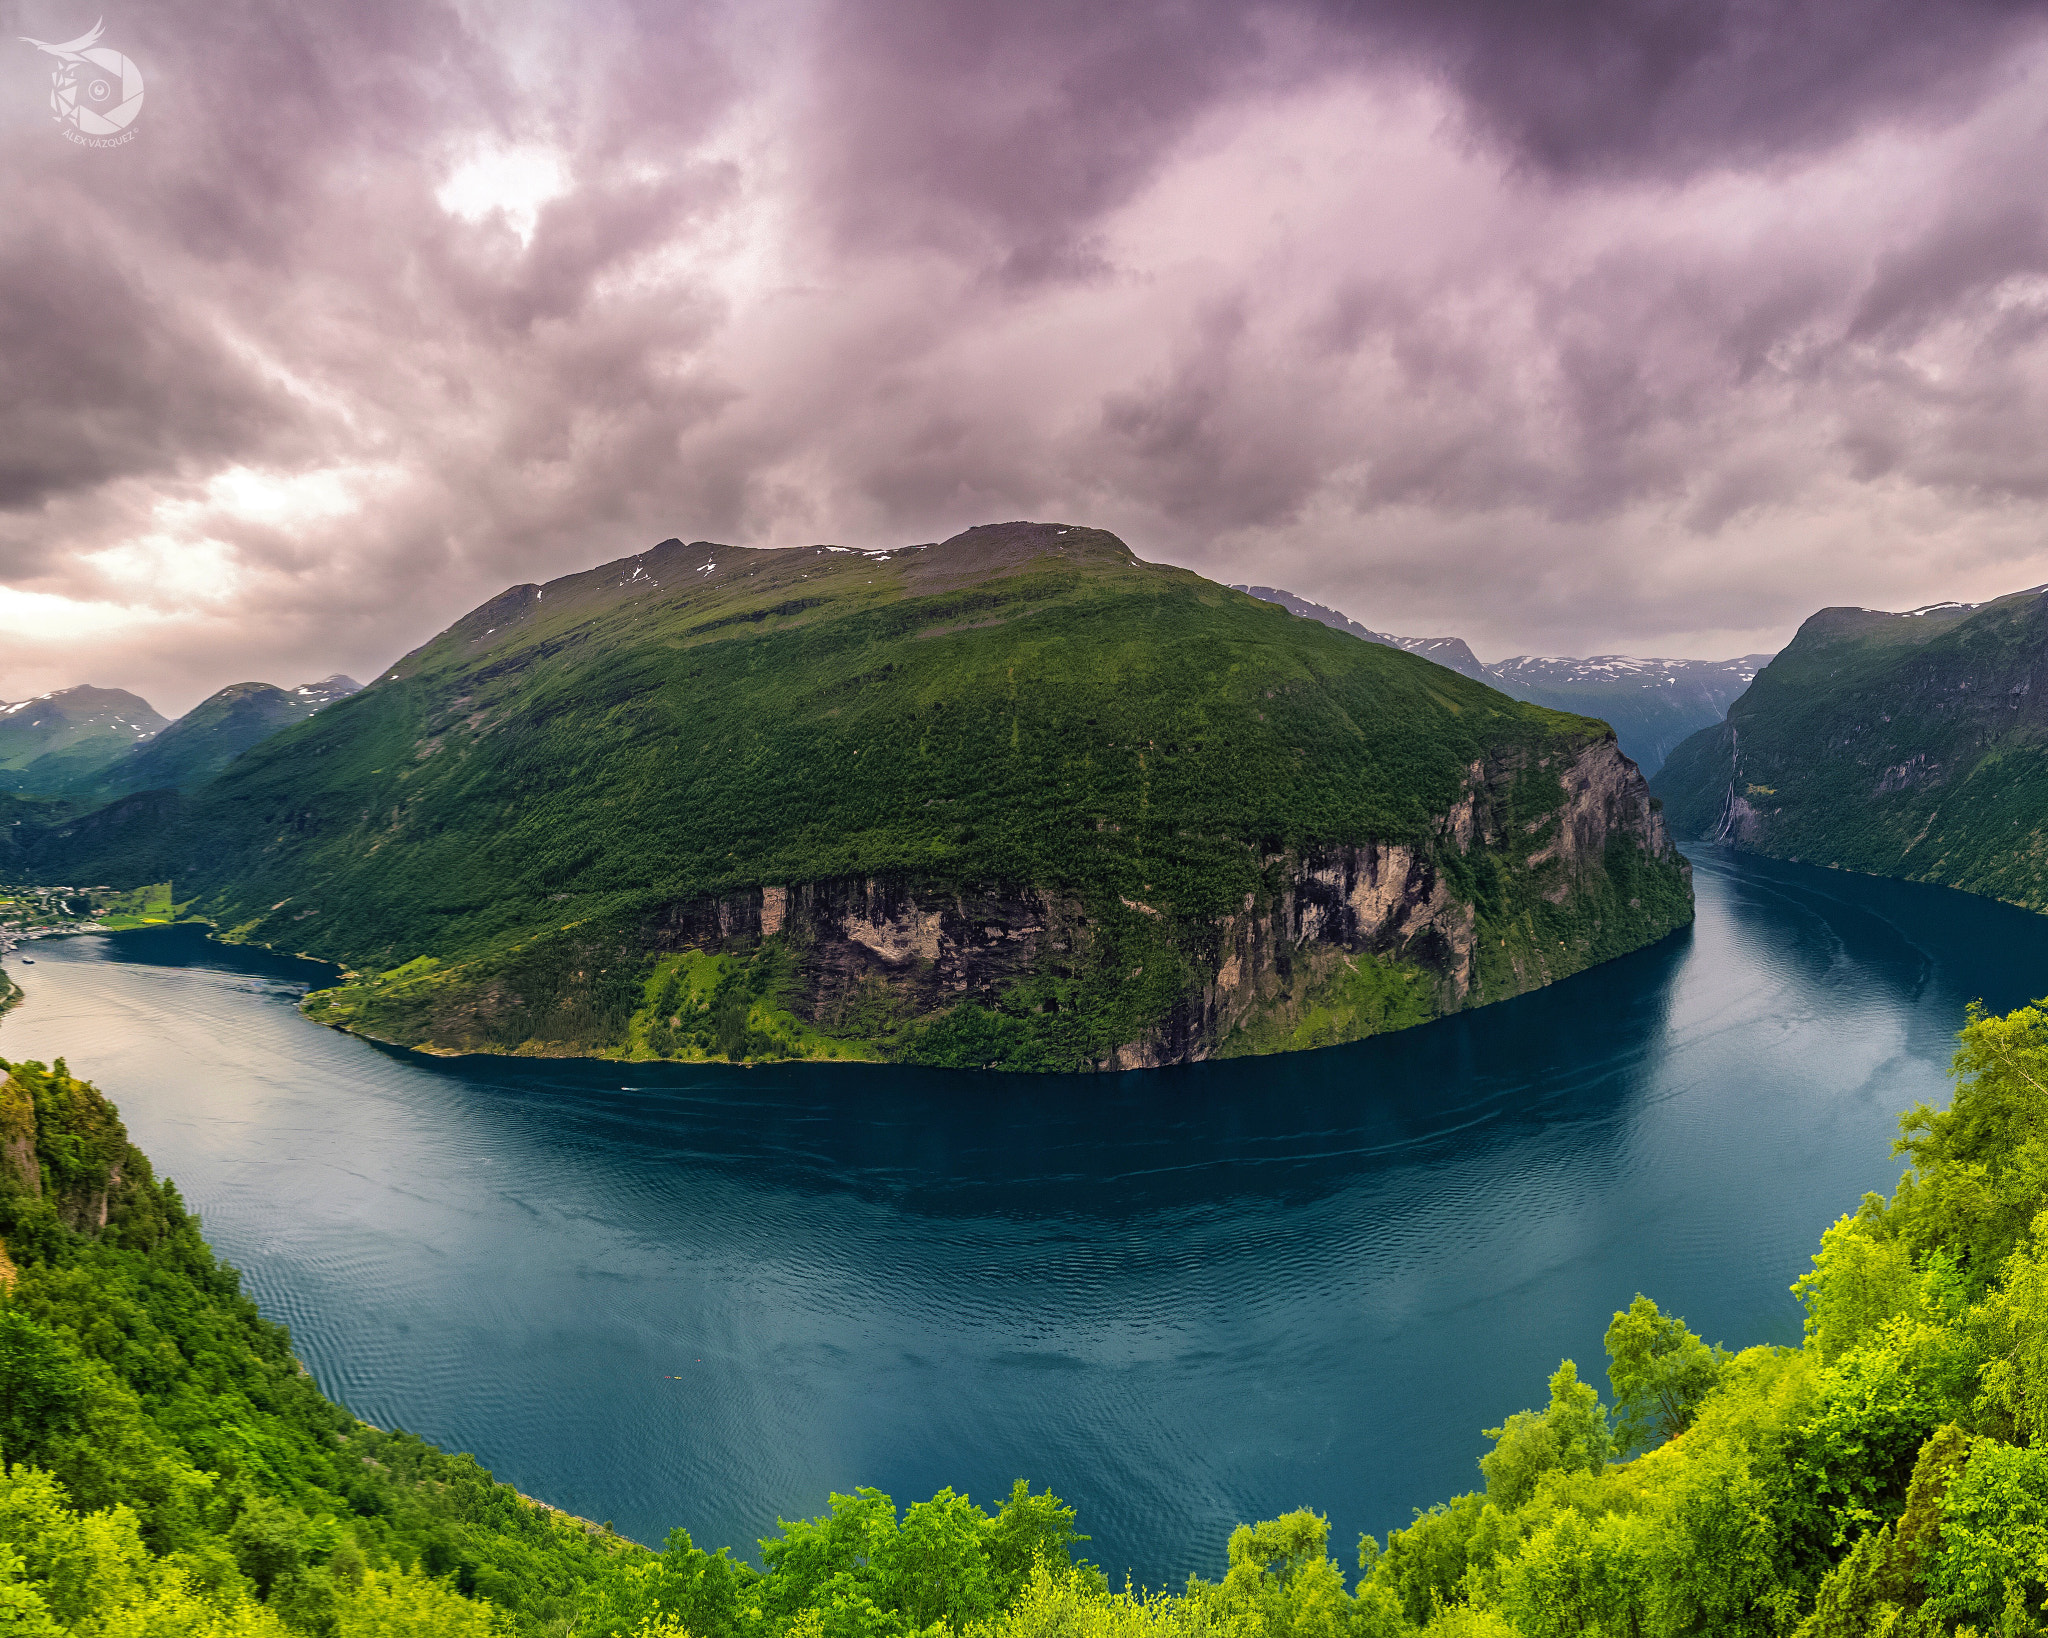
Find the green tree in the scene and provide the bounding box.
[1480,1360,1609,1511]
[1792,1208,1921,1365]
[1981,1211,2048,1443]
[1890,1000,2048,1283]
[627,1528,756,1638]
[878,1488,994,1632]
[1922,1441,2048,1629]
[228,1494,308,1599]
[1199,1510,1355,1638]
[1369,1493,1487,1625]
[982,1481,1087,1607]
[1604,1294,1729,1453]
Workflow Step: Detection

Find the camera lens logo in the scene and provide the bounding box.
[20,18,143,145]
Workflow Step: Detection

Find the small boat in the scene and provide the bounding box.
[19,957,33,964]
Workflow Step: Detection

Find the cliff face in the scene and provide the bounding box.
[1099,737,1682,1066]
[0,1058,135,1231]
[307,735,1688,1069]
[1654,587,2048,911]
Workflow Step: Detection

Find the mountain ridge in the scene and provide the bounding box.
[0,676,364,804]
[1653,583,2048,910]
[79,674,363,800]
[1230,586,1490,680]
[21,522,1692,1070]
[1233,585,1769,775]
[0,685,167,795]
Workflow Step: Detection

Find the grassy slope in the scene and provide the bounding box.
[1655,590,2048,907]
[85,682,323,799]
[33,524,1690,1066]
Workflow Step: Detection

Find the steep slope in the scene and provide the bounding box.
[31,523,1691,1069]
[83,674,363,798]
[1232,586,1769,775]
[1653,586,2048,907]
[1231,585,1490,679]
[0,1051,653,1629]
[0,685,165,793]
[1487,654,1770,776]
[0,793,69,877]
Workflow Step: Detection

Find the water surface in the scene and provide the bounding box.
[6,846,2047,1582]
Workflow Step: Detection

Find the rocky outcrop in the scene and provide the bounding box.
[653,877,1066,1023]
[0,1059,136,1229]
[0,1069,38,1195]
[1100,737,1682,1067]
[626,734,1685,1069]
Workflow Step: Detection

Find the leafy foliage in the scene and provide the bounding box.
[1603,1295,1729,1455]
[28,987,2048,1632]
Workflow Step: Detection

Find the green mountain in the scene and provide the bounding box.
[1654,585,2048,907]
[81,674,363,799]
[0,685,166,794]
[10,997,2048,1632]
[1232,587,1767,776]
[24,523,1690,1068]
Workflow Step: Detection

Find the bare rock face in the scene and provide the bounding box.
[1100,737,1683,1067]
[0,1070,39,1196]
[626,734,1686,1069]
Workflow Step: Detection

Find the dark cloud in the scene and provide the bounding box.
[793,0,2046,278]
[3,0,2048,713]
[1359,0,2043,177]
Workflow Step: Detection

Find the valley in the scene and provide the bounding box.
[10,8,2048,1630]
[2,843,2035,1611]
[1654,586,2048,911]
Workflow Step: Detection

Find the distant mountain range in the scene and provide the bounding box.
[1654,584,2048,911]
[0,686,166,793]
[1233,586,1770,776]
[0,675,361,799]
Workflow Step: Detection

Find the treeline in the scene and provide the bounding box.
[9,997,2048,1632]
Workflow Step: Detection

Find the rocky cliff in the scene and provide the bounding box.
[304,733,1686,1069]
[0,1056,137,1232]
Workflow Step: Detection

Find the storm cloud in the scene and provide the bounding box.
[3,0,2047,709]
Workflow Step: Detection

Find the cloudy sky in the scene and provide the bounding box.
[4,0,2047,712]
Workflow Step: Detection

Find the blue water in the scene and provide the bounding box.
[6,845,2048,1583]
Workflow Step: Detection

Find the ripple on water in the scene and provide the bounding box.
[4,849,2048,1581]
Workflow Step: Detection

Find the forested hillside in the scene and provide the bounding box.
[72,675,363,801]
[20,523,1690,1070]
[10,996,2048,1631]
[1656,587,2048,910]
[1231,586,1768,776]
